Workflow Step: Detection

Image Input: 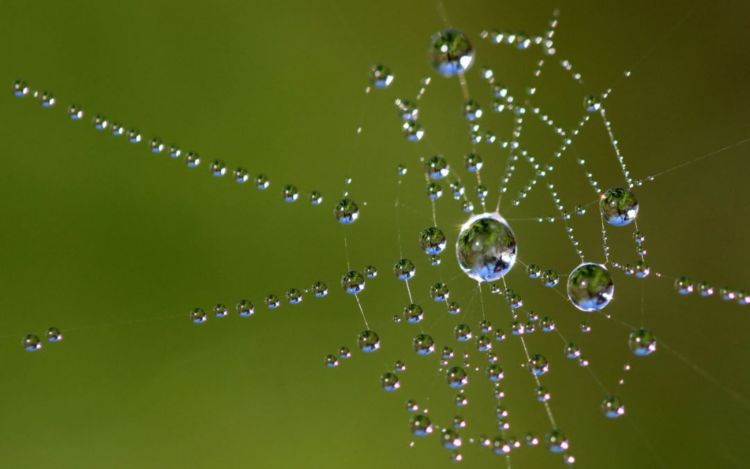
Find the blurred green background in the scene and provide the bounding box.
[1,0,749,467]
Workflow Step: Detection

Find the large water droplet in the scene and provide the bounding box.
[566,262,614,312]
[456,213,517,282]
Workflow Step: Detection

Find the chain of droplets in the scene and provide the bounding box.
[11,80,326,208]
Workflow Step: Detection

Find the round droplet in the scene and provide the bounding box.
[566,262,615,312]
[413,334,435,355]
[68,105,84,120]
[394,258,416,280]
[395,99,418,122]
[600,188,639,226]
[309,191,323,205]
[441,428,462,449]
[341,270,365,294]
[542,269,559,287]
[628,328,656,356]
[454,324,472,342]
[287,288,303,304]
[411,414,433,436]
[583,95,601,113]
[420,227,446,255]
[46,327,63,343]
[13,80,29,97]
[463,99,482,121]
[430,282,449,302]
[190,307,207,324]
[545,431,569,453]
[358,330,381,352]
[675,276,694,295]
[464,153,483,172]
[185,152,201,168]
[23,334,42,352]
[381,372,400,391]
[430,29,475,77]
[325,354,339,368]
[403,121,424,141]
[339,347,352,359]
[365,265,378,279]
[335,197,359,224]
[426,155,449,179]
[150,138,165,154]
[312,281,329,298]
[403,304,424,324]
[233,167,249,183]
[213,304,229,318]
[528,353,549,376]
[237,299,255,317]
[282,185,299,202]
[265,294,280,309]
[369,64,394,88]
[446,366,468,388]
[601,395,625,418]
[255,174,270,190]
[456,212,517,282]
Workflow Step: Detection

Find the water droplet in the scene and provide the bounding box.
[237,300,255,317]
[13,80,29,97]
[542,269,559,287]
[441,428,463,449]
[341,270,365,294]
[381,372,401,391]
[265,294,280,309]
[312,281,328,298]
[40,91,55,108]
[358,330,381,352]
[411,414,433,436]
[185,152,201,168]
[150,138,165,154]
[190,307,207,324]
[93,114,109,130]
[463,99,483,121]
[213,304,229,318]
[46,327,63,343]
[255,174,270,190]
[446,366,469,388]
[127,129,142,144]
[413,334,435,355]
[403,304,424,324]
[464,153,483,172]
[430,282,450,302]
[325,354,339,368]
[545,430,569,453]
[528,353,549,376]
[309,190,323,205]
[583,95,601,113]
[426,155,450,180]
[339,347,352,359]
[396,99,419,121]
[420,227,447,255]
[600,188,639,226]
[282,184,299,202]
[23,334,42,351]
[454,324,472,342]
[601,395,625,418]
[403,121,425,141]
[394,258,416,280]
[456,213,517,282]
[67,104,84,120]
[566,263,614,312]
[286,288,303,304]
[406,400,419,412]
[335,197,360,224]
[629,328,656,356]
[430,29,474,77]
[675,276,694,295]
[369,64,394,88]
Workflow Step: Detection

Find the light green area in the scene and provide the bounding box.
[0,0,749,468]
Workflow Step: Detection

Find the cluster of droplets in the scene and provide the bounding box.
[12,80,329,209]
[22,327,63,352]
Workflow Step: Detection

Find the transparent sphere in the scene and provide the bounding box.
[566,262,615,312]
[600,187,639,226]
[601,395,625,418]
[420,226,446,255]
[341,270,365,294]
[381,372,400,391]
[411,414,433,436]
[358,330,381,352]
[628,328,657,356]
[446,366,469,388]
[413,334,435,355]
[369,64,394,88]
[393,258,416,280]
[430,29,474,77]
[456,212,517,282]
[23,334,42,352]
[334,197,359,224]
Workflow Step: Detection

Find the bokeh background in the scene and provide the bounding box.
[1,0,749,467]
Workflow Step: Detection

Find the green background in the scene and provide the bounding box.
[1,0,749,467]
